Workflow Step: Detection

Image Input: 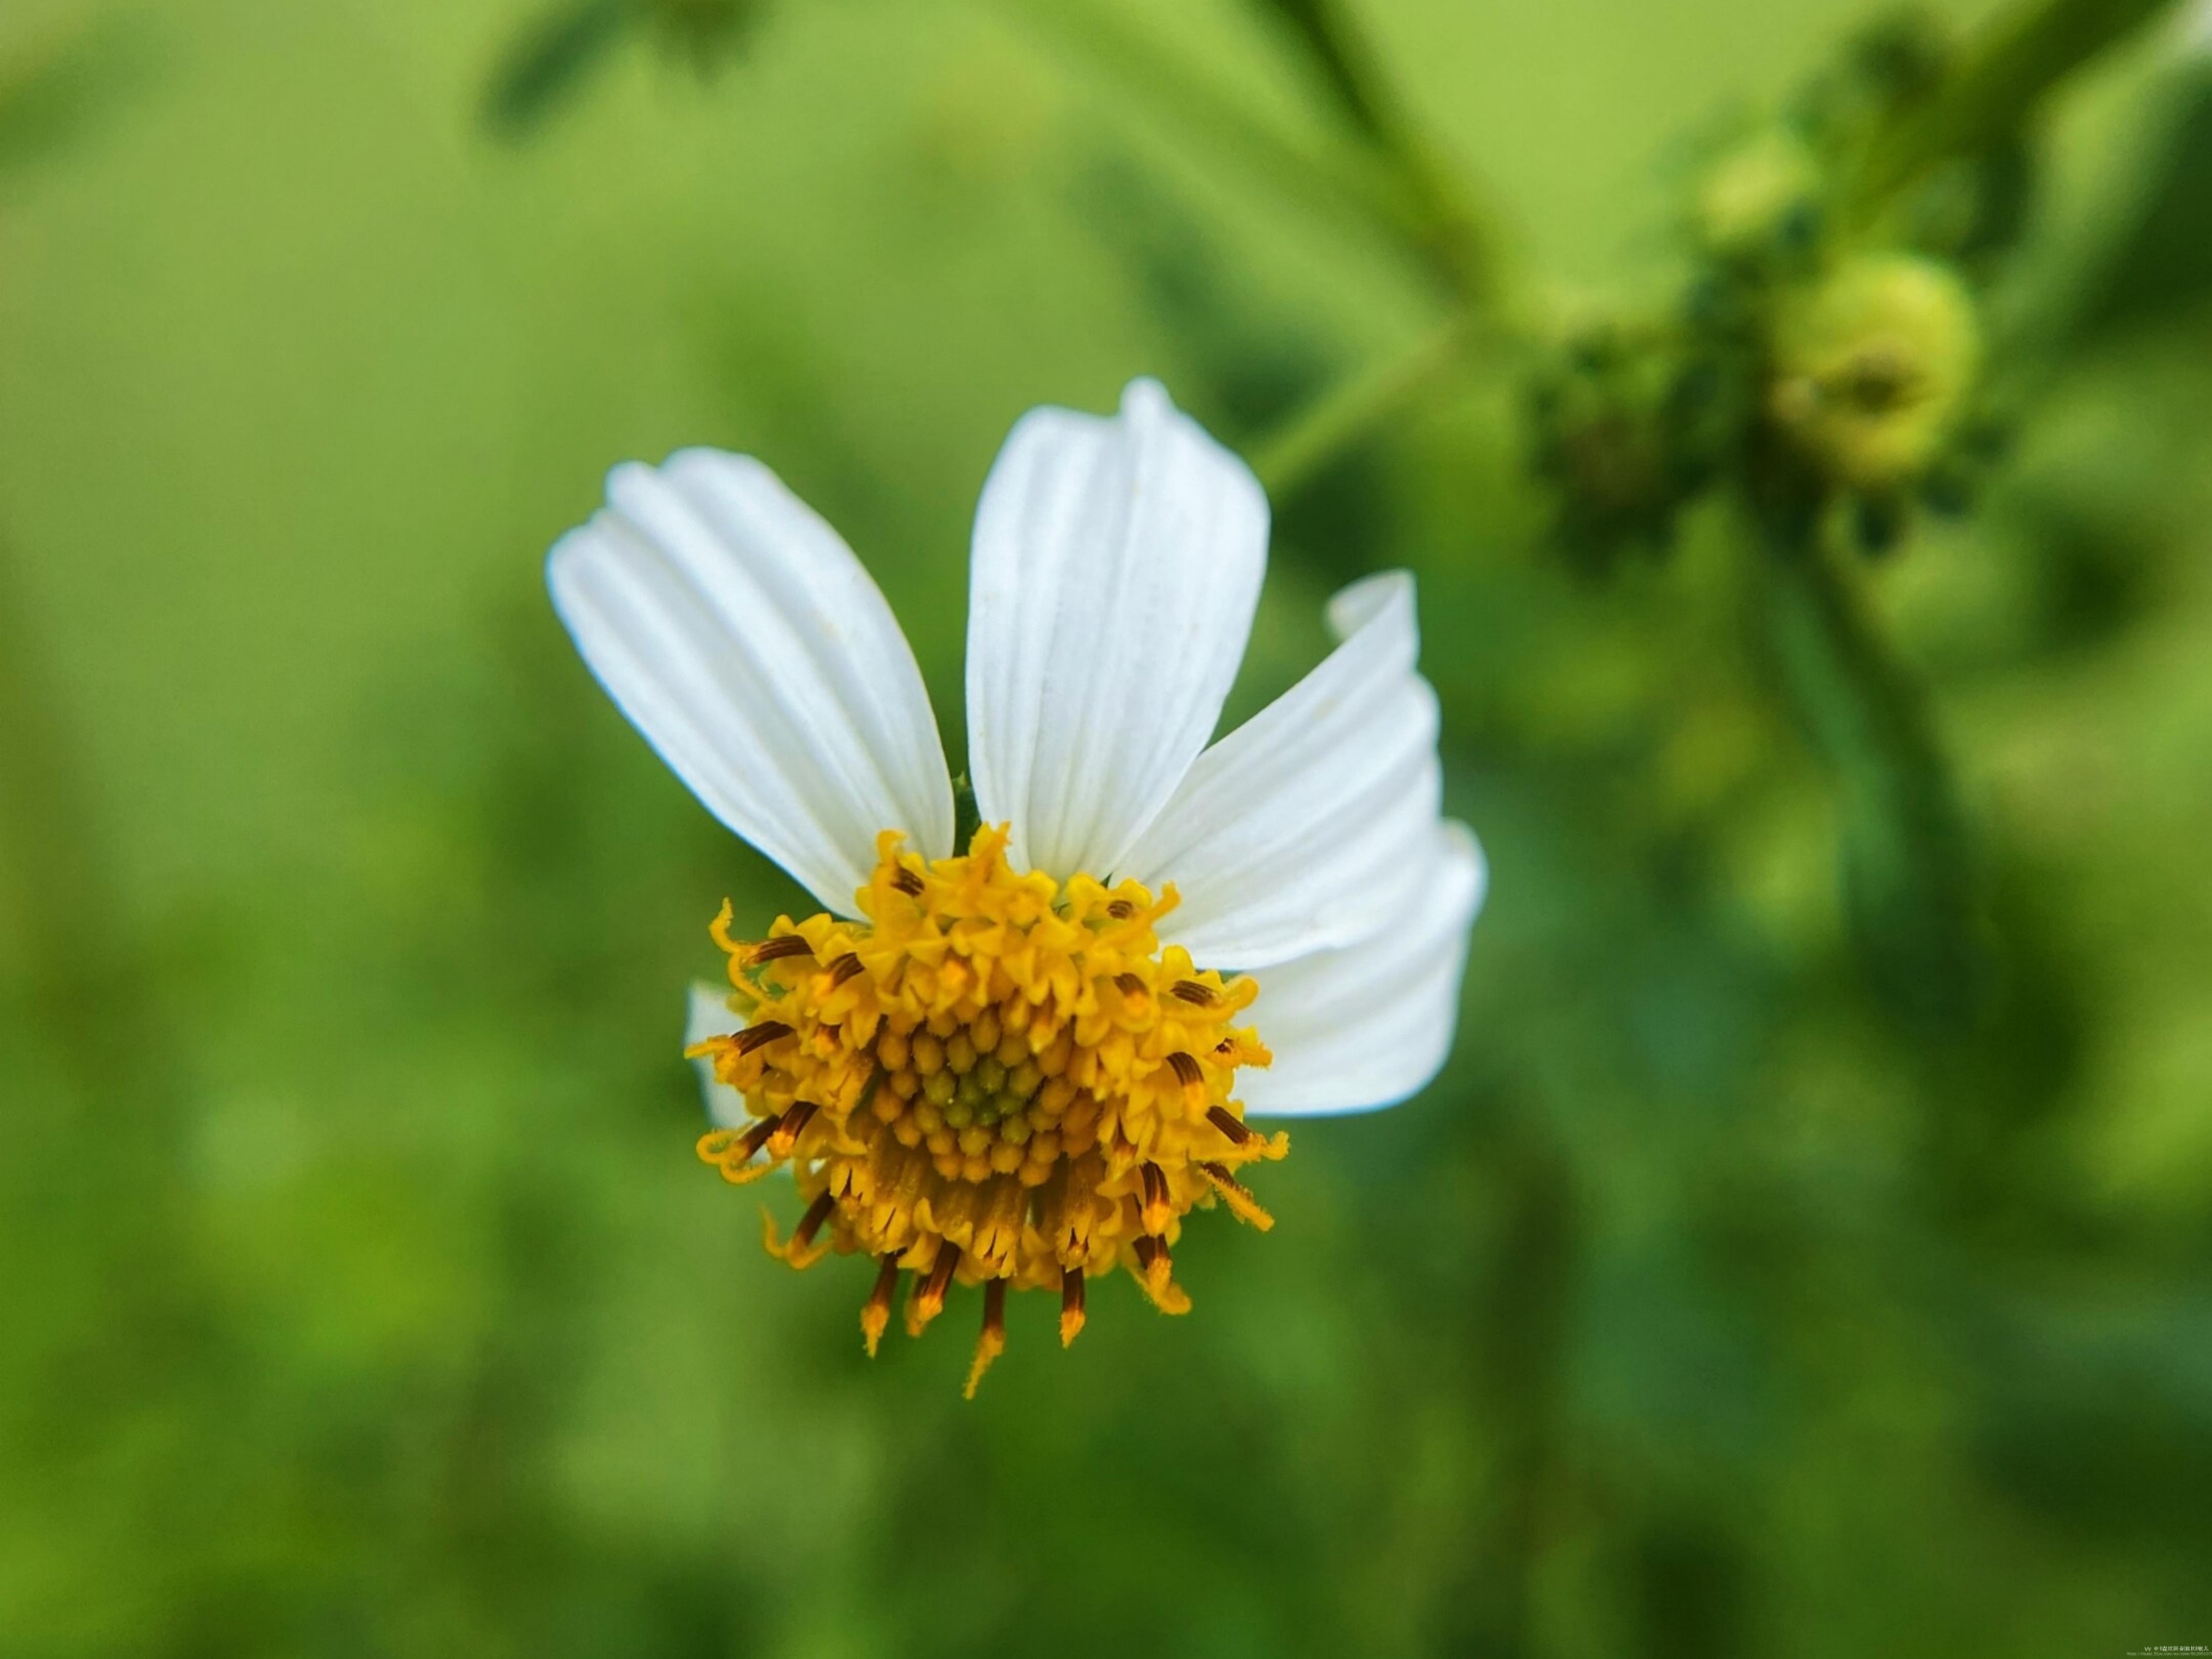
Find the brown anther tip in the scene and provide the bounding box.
[1170,980,1218,1006]
[828,952,866,987]
[1138,1161,1173,1236]
[748,935,815,965]
[767,1189,836,1267]
[906,1243,961,1338]
[1059,1267,1087,1347]
[862,1255,900,1357]
[1105,899,1136,920]
[734,1020,795,1056]
[793,1189,836,1243]
[1114,972,1147,999]
[1132,1234,1166,1284]
[1167,1051,1207,1110]
[890,868,926,896]
[1200,1162,1276,1231]
[1131,1237,1187,1313]
[963,1280,1009,1399]
[1205,1103,1253,1145]
[768,1098,820,1155]
[704,1114,780,1181]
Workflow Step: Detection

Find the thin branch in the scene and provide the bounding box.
[1852,0,2180,215]
[1250,314,1472,497]
[1240,0,1510,306]
[0,527,130,1079]
[996,0,1432,266]
[1754,512,1980,1029]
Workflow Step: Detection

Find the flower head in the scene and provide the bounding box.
[549,379,1483,1390]
[1768,252,1981,493]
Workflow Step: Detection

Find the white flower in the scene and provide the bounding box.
[548,378,1484,1387]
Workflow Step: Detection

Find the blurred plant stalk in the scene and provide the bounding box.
[1849,0,2179,217]
[1751,504,1980,1027]
[1,28,150,1081]
[0,532,130,1083]
[1001,0,1522,497]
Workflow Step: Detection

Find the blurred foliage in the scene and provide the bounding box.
[0,17,139,177]
[6,0,2212,1654]
[483,0,763,136]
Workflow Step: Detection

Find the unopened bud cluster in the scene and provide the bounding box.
[1529,16,2015,567]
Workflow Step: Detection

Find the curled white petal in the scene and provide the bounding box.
[1239,820,1487,1117]
[548,449,953,915]
[965,379,1268,879]
[1126,571,1443,969]
[686,980,750,1130]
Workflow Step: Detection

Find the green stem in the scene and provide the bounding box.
[1241,0,1509,306]
[1754,511,1979,1028]
[1851,0,2180,216]
[0,528,127,1078]
[1249,313,1472,497]
[995,0,1428,253]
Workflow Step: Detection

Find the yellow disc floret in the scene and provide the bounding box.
[687,825,1285,1395]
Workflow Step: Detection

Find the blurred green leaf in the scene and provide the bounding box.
[1237,0,1388,141]
[482,0,766,137]
[1853,0,2177,213]
[0,19,131,175]
[482,0,637,139]
[2065,66,2212,343]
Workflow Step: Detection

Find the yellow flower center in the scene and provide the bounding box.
[687,825,1286,1396]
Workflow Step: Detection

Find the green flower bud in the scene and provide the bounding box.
[1697,130,1822,262]
[1769,253,1979,492]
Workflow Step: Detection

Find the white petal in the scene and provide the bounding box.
[548,449,953,915]
[1124,571,1443,969]
[965,379,1268,879]
[1239,820,1487,1117]
[686,980,750,1130]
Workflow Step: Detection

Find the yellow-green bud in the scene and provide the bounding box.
[1768,253,1979,492]
[1697,130,1821,260]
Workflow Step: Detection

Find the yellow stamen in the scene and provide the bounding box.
[1200,1161,1275,1230]
[963,1280,1008,1399]
[1059,1267,1087,1347]
[1138,1161,1174,1237]
[861,1255,899,1356]
[1131,1237,1190,1315]
[1166,1050,1207,1112]
[763,1190,837,1268]
[697,826,1286,1380]
[907,1243,960,1338]
[696,1118,777,1184]
[767,1097,820,1157]
[1207,1103,1290,1162]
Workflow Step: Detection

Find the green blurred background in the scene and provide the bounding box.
[5,0,2212,1653]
